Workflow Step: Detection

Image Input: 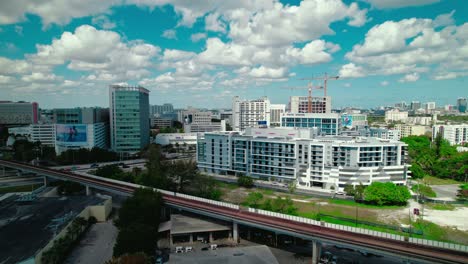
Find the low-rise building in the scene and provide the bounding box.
[55,123,108,154]
[368,128,401,141]
[433,124,468,145]
[184,120,226,133]
[151,117,174,128]
[155,133,198,146]
[197,127,409,192]
[9,124,56,147]
[394,124,427,138]
[385,109,408,123]
[280,113,340,135]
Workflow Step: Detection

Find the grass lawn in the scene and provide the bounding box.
[425,203,456,211]
[218,181,468,245]
[217,181,238,190]
[328,199,405,209]
[412,219,468,244]
[0,184,42,194]
[419,176,461,185]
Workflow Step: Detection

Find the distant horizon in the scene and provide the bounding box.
[1,1,467,110]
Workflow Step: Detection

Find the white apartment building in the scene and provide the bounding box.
[425,102,436,114]
[368,128,401,141]
[405,116,433,126]
[395,124,427,138]
[433,124,468,145]
[197,127,409,192]
[232,96,271,131]
[31,124,56,147]
[385,109,408,123]
[270,104,286,127]
[9,124,56,147]
[289,96,331,114]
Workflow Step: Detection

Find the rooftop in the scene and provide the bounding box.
[0,193,105,264]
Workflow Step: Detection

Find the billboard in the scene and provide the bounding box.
[341,115,353,128]
[56,124,88,145]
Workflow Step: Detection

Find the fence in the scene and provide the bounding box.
[247,208,468,253]
[318,213,423,235]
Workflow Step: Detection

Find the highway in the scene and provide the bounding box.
[0,159,467,264]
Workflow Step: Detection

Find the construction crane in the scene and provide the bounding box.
[302,73,339,97]
[282,82,323,113]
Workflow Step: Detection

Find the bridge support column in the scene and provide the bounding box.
[209,232,213,243]
[2,166,5,176]
[189,234,193,243]
[232,222,238,243]
[86,185,91,196]
[43,176,48,186]
[312,240,321,264]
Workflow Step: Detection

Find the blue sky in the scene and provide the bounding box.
[0,0,467,109]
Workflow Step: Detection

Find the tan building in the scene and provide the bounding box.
[394,124,427,138]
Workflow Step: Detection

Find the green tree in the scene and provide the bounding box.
[288,180,297,194]
[114,188,163,257]
[245,192,263,208]
[95,164,124,178]
[344,185,355,197]
[237,174,254,188]
[271,196,297,215]
[364,182,411,206]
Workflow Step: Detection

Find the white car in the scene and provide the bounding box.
[175,246,184,253]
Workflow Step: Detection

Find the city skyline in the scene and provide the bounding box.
[0,0,467,109]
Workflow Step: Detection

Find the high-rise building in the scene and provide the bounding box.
[150,103,174,116]
[0,101,38,125]
[232,96,271,131]
[109,85,150,153]
[425,102,436,114]
[410,101,421,111]
[270,104,286,127]
[289,96,331,113]
[457,97,467,113]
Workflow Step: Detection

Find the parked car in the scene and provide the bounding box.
[413,208,420,215]
[201,247,209,251]
[122,164,130,168]
[155,256,163,264]
[185,246,193,252]
[90,163,99,168]
[175,246,184,253]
